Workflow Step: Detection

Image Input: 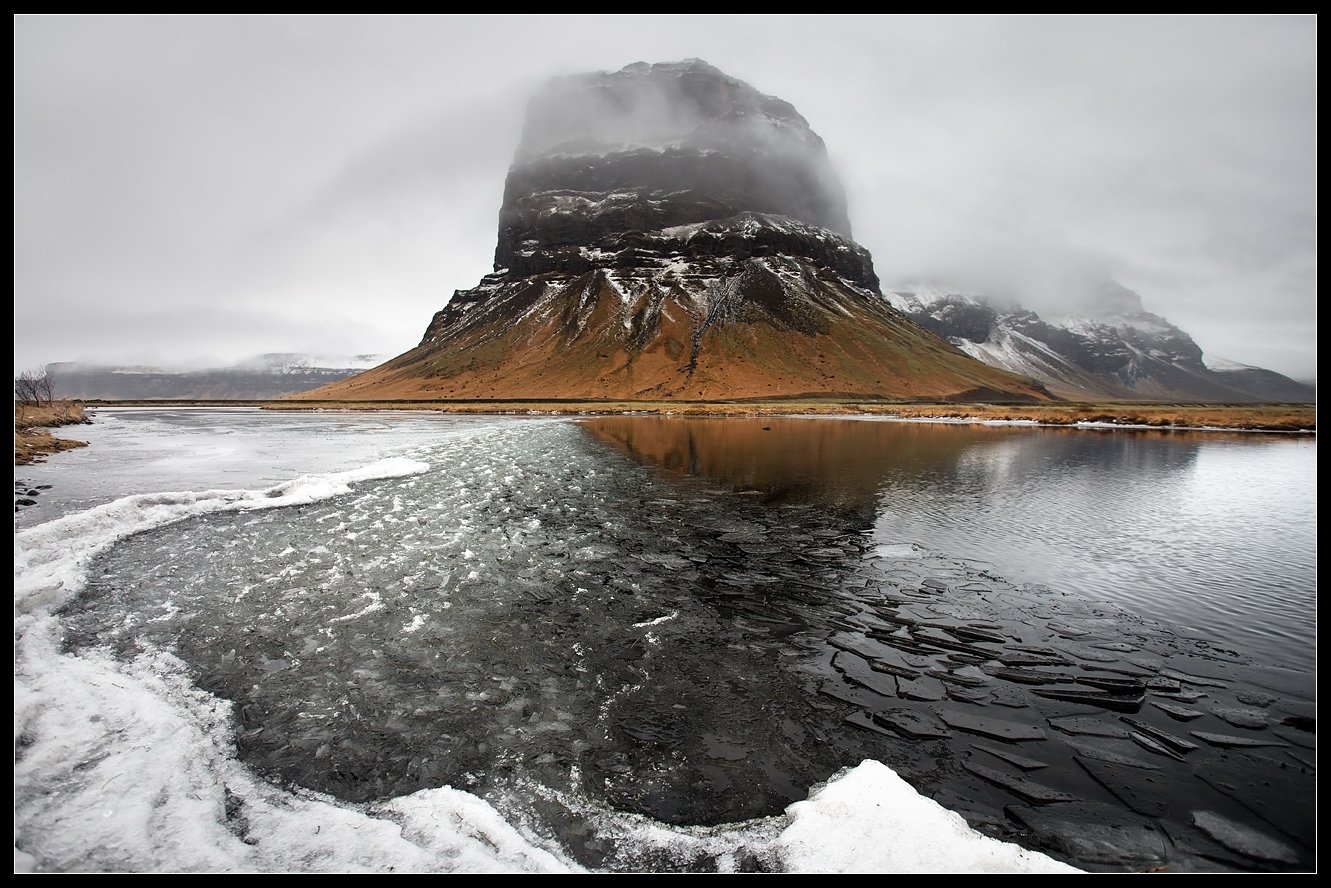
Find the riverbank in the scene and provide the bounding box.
[15,401,91,466]
[258,399,1315,433]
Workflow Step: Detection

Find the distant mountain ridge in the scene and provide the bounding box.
[47,354,385,400]
[885,283,1314,403]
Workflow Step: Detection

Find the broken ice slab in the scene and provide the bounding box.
[843,710,896,739]
[1236,690,1277,707]
[998,650,1072,668]
[1159,668,1228,690]
[938,708,1046,742]
[1150,701,1203,722]
[944,686,992,705]
[1005,802,1170,868]
[932,664,990,688]
[1089,642,1140,653]
[817,679,889,708]
[1032,687,1144,713]
[826,631,893,662]
[895,674,946,702]
[989,687,1031,709]
[1150,688,1208,704]
[1048,716,1129,738]
[974,743,1050,771]
[1194,750,1316,849]
[911,629,995,659]
[950,624,1009,644]
[831,650,899,698]
[1056,644,1121,663]
[963,762,1075,804]
[1120,717,1199,753]
[1075,674,1147,695]
[869,647,932,679]
[1074,756,1170,817]
[1128,731,1188,762]
[1191,810,1302,865]
[871,708,949,740]
[990,666,1066,685]
[1209,707,1269,730]
[1190,731,1288,749]
[1063,738,1159,770]
[1271,729,1316,750]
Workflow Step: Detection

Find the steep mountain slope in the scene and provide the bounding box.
[886,283,1314,403]
[300,61,1049,403]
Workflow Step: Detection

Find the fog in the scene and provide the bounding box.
[13,15,1316,381]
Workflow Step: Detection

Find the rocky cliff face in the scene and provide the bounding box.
[887,283,1314,403]
[304,60,1049,403]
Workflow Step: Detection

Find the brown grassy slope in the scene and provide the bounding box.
[15,401,90,465]
[291,274,1052,403]
[264,399,1315,432]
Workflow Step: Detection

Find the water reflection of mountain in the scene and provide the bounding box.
[582,416,1022,520]
[581,416,1210,520]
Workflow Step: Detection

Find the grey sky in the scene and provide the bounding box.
[13,15,1317,380]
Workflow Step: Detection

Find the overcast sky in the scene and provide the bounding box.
[14,15,1317,381]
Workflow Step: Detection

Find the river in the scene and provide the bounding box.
[13,409,1316,872]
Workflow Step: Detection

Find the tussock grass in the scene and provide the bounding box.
[15,401,90,465]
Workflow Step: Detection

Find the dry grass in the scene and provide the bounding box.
[15,401,90,465]
[262,399,1315,432]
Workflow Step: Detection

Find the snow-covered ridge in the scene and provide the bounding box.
[1203,354,1258,372]
[45,354,389,400]
[50,353,385,377]
[886,285,1313,403]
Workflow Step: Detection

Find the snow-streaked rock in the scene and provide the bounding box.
[886,285,1313,402]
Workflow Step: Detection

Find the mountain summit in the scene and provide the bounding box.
[302,60,1049,402]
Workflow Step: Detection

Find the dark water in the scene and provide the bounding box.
[60,415,1315,872]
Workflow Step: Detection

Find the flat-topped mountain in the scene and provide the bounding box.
[299,60,1050,403]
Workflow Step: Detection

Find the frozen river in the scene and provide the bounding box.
[14,409,1316,872]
